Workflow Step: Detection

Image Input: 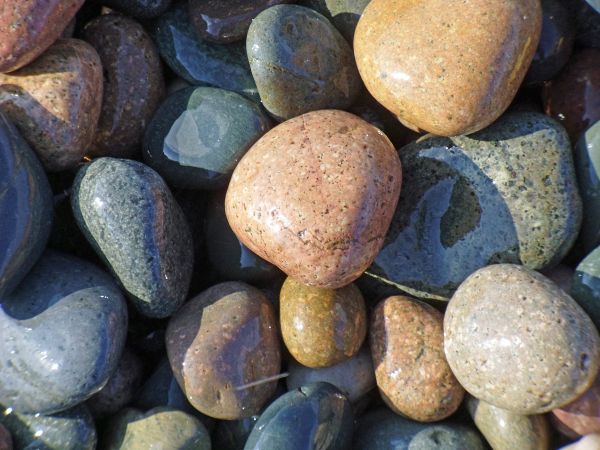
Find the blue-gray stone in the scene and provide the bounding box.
[0,250,128,414]
[71,157,194,318]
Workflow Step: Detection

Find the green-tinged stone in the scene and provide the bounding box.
[300,0,371,43]
[572,245,600,330]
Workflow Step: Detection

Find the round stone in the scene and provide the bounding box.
[444,264,600,414]
[225,110,402,289]
[575,121,600,253]
[553,372,600,438]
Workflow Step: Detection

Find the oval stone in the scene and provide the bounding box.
[247,5,361,121]
[83,14,165,158]
[355,0,541,136]
[71,158,194,318]
[280,277,367,368]
[0,112,53,298]
[575,121,600,253]
[166,282,281,419]
[573,245,600,332]
[225,110,402,289]
[445,264,600,414]
[0,39,103,171]
[553,372,600,438]
[370,295,464,422]
[143,86,271,190]
[244,382,353,450]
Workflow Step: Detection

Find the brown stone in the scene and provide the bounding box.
[0,424,12,450]
[0,0,84,73]
[225,110,402,288]
[370,295,465,422]
[165,282,281,420]
[280,277,367,368]
[553,372,600,438]
[354,0,542,136]
[0,39,103,171]
[444,264,600,414]
[83,14,165,158]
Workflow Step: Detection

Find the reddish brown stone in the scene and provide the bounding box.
[553,372,600,438]
[0,424,12,450]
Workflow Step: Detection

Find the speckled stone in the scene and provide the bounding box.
[353,407,487,450]
[0,424,11,450]
[354,0,542,136]
[92,0,171,18]
[189,0,294,43]
[0,404,96,450]
[286,345,375,402]
[370,295,464,422]
[143,86,271,190]
[0,0,84,72]
[247,5,361,121]
[369,111,582,300]
[0,39,103,171]
[573,246,600,331]
[300,0,370,43]
[445,264,600,414]
[71,157,194,318]
[468,396,551,450]
[166,281,281,419]
[213,415,260,450]
[553,372,600,438]
[153,3,258,100]
[0,251,128,414]
[103,407,210,450]
[575,121,600,253]
[225,110,402,289]
[0,112,53,298]
[543,49,600,143]
[83,14,165,158]
[561,434,600,450]
[244,382,353,450]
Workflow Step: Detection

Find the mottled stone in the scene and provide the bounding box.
[153,3,258,100]
[370,295,464,422]
[71,157,194,318]
[247,5,361,121]
[189,0,294,43]
[143,87,271,190]
[369,112,581,300]
[0,404,96,450]
[0,0,84,72]
[83,14,165,158]
[543,49,600,142]
[0,251,128,414]
[0,39,103,171]
[0,112,53,298]
[286,346,375,402]
[225,110,402,289]
[575,121,600,253]
[300,0,370,43]
[353,407,487,450]
[0,424,11,450]
[166,282,281,419]
[553,368,600,438]
[244,382,353,450]
[572,245,600,331]
[354,0,541,136]
[468,396,550,450]
[92,0,171,18]
[445,264,600,414]
[560,434,600,450]
[213,415,259,450]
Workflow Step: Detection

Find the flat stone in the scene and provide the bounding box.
[83,14,165,158]
[0,39,103,171]
[354,0,542,136]
[444,264,600,414]
[575,121,600,253]
[553,369,600,438]
[300,0,371,43]
[71,157,194,318]
[0,112,53,298]
[247,5,361,121]
[572,245,600,331]
[166,281,281,419]
[143,86,271,190]
[91,0,171,18]
[0,0,84,72]
[225,110,402,289]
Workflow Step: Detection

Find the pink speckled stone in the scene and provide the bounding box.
[225,109,402,289]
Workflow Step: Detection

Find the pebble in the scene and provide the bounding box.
[0,250,128,414]
[280,277,366,368]
[370,295,464,422]
[0,112,53,298]
[553,372,600,438]
[467,396,551,450]
[71,157,194,318]
[354,0,542,136]
[166,281,281,419]
[444,264,600,414]
[225,110,402,289]
[572,245,600,331]
[0,0,84,72]
[300,0,371,43]
[143,86,271,190]
[82,14,165,158]
[370,111,581,300]
[91,0,172,18]
[243,382,353,450]
[0,39,103,171]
